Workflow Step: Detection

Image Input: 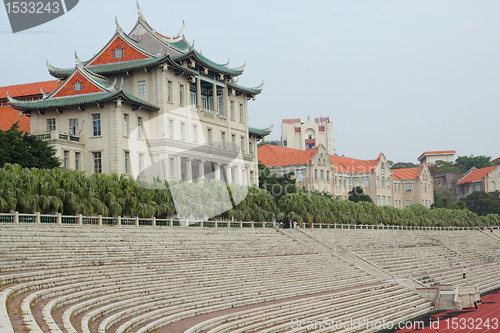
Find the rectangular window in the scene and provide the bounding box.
[218,96,224,116]
[382,196,386,206]
[387,178,390,188]
[240,137,244,151]
[93,152,102,174]
[92,114,101,136]
[167,81,172,102]
[344,177,347,187]
[249,142,253,154]
[137,117,143,139]
[297,169,303,182]
[239,104,243,122]
[388,196,391,206]
[75,152,80,171]
[406,200,412,207]
[405,183,412,192]
[353,177,359,187]
[201,96,208,109]
[207,128,212,145]
[314,169,318,181]
[169,119,174,138]
[221,132,226,147]
[63,151,69,169]
[139,154,144,176]
[138,81,146,97]
[362,177,369,187]
[193,125,197,143]
[231,134,235,148]
[47,118,56,132]
[179,84,184,105]
[170,158,175,178]
[230,101,235,119]
[377,195,380,206]
[124,151,130,174]
[180,122,185,140]
[123,114,128,137]
[68,118,78,135]
[326,171,329,182]
[190,91,196,108]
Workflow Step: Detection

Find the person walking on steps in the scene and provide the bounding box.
[463,267,467,279]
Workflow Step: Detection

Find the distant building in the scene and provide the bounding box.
[418,150,456,165]
[456,165,500,199]
[258,144,334,194]
[258,144,433,208]
[492,157,500,165]
[0,81,59,132]
[281,117,334,154]
[393,165,434,209]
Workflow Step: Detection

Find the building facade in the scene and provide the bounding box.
[258,144,434,208]
[281,117,334,154]
[393,165,434,208]
[418,150,456,165]
[456,165,500,199]
[8,4,268,186]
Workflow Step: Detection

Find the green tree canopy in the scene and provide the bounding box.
[257,140,280,148]
[258,162,296,200]
[0,123,60,169]
[455,155,492,172]
[348,186,373,203]
[390,162,419,169]
[459,191,500,216]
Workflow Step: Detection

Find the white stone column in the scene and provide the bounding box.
[198,160,205,181]
[235,165,242,185]
[186,158,193,183]
[196,77,202,110]
[177,156,182,181]
[242,168,247,186]
[225,165,232,184]
[214,163,221,180]
[212,83,217,112]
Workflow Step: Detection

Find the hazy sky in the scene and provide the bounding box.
[1,1,499,163]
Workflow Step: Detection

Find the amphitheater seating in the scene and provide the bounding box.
[0,224,499,333]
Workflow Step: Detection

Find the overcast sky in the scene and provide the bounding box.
[1,1,499,163]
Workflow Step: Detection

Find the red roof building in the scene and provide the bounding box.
[457,165,500,199]
[0,80,59,132]
[418,150,456,165]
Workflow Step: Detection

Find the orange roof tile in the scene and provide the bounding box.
[393,166,423,180]
[458,165,500,184]
[0,80,59,99]
[418,150,456,161]
[329,155,379,174]
[0,106,30,133]
[258,145,315,167]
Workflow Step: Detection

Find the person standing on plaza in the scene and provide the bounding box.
[462,267,467,279]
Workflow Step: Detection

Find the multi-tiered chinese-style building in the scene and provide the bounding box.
[7,1,270,185]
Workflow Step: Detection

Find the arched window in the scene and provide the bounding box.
[113,47,124,59]
[73,81,82,91]
[491,181,496,191]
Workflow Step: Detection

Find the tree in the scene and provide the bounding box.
[431,186,457,209]
[258,162,296,200]
[390,162,419,169]
[454,155,492,172]
[257,140,280,148]
[348,186,373,203]
[459,191,500,216]
[0,123,60,169]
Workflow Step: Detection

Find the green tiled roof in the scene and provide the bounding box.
[172,50,245,76]
[9,90,159,111]
[249,125,272,137]
[50,58,161,77]
[228,81,263,95]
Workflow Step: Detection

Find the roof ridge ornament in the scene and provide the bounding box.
[120,78,124,90]
[6,92,18,105]
[136,0,145,22]
[173,20,185,39]
[40,88,49,100]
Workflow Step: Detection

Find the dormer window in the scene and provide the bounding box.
[73,81,82,91]
[113,47,124,59]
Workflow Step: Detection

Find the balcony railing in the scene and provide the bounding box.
[34,131,80,142]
